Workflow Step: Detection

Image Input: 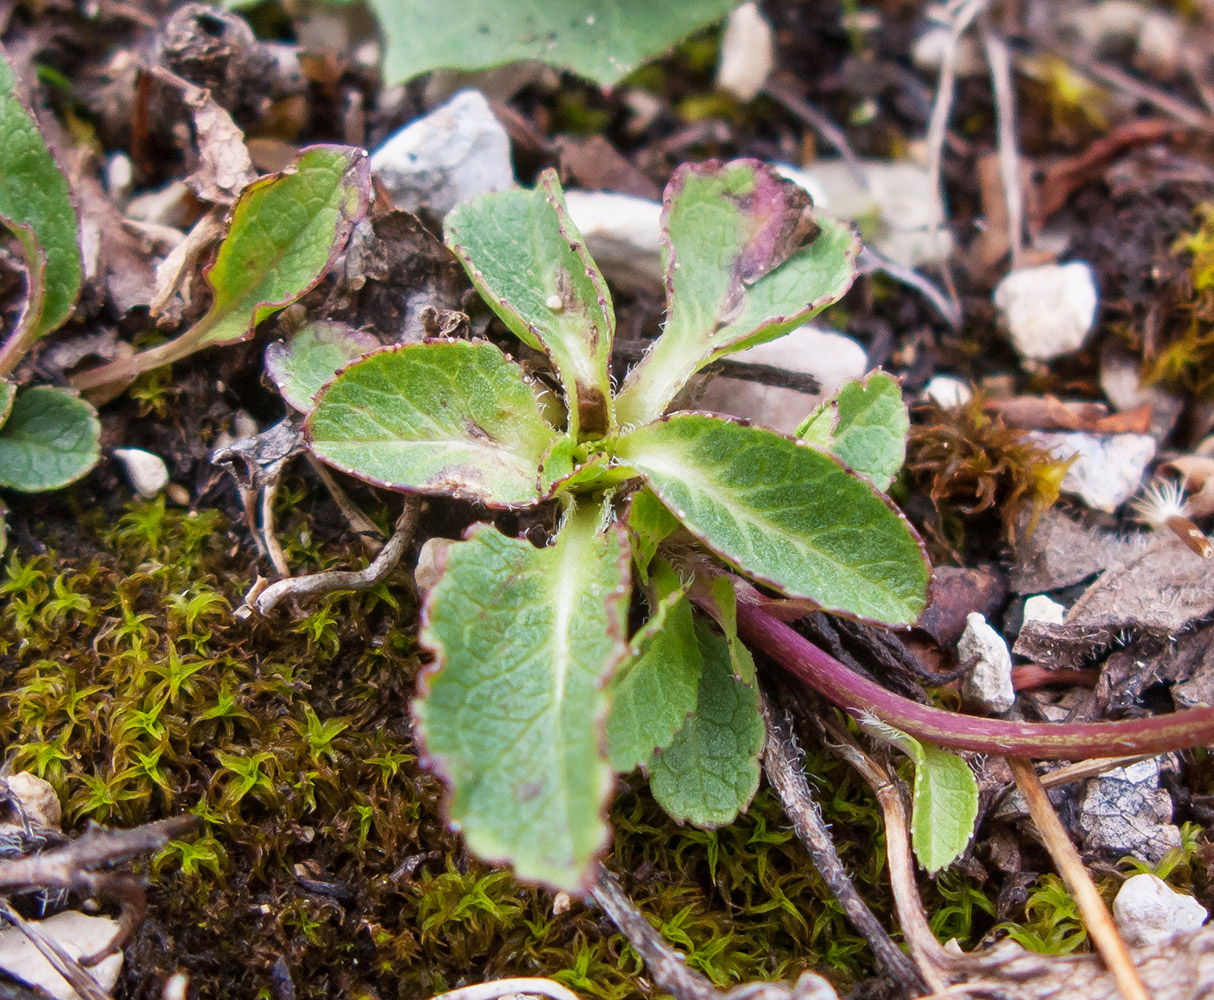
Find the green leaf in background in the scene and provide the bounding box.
[0,380,14,426]
[648,620,765,828]
[798,371,909,491]
[625,488,680,582]
[265,321,380,412]
[0,386,100,492]
[369,0,737,88]
[702,575,757,685]
[615,160,859,425]
[415,504,631,891]
[446,171,615,438]
[616,413,930,624]
[73,145,371,392]
[607,562,701,773]
[307,340,556,508]
[861,720,979,874]
[0,52,82,377]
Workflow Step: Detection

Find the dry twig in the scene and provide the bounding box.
[980,17,1024,268]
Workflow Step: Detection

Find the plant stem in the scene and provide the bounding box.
[1008,757,1150,1000]
[735,602,1214,759]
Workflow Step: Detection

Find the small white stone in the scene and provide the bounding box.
[958,612,1015,713]
[370,90,514,218]
[924,375,973,409]
[563,190,663,293]
[995,262,1099,362]
[112,448,169,501]
[4,772,61,829]
[911,25,984,77]
[105,153,133,200]
[1114,873,1208,946]
[1028,431,1156,513]
[1023,594,1066,627]
[0,912,123,1000]
[716,2,775,102]
[1135,10,1183,78]
[696,327,868,434]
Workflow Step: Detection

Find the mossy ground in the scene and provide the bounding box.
[0,490,920,1000]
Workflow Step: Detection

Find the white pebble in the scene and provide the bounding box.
[1114,873,1208,946]
[0,912,123,999]
[112,448,170,501]
[716,2,774,102]
[995,262,1099,362]
[1028,431,1156,513]
[564,189,663,293]
[1022,594,1066,626]
[4,772,61,829]
[924,375,972,409]
[958,612,1015,713]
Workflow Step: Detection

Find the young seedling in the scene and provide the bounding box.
[302,160,942,891]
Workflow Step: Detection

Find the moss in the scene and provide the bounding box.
[0,495,908,999]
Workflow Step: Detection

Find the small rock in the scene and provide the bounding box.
[1023,594,1066,627]
[563,190,663,293]
[959,611,1015,713]
[716,2,774,102]
[924,375,973,409]
[1061,1,1148,50]
[1114,873,1208,946]
[1028,430,1156,513]
[995,262,1099,363]
[1078,757,1182,864]
[1135,10,1184,78]
[911,25,984,77]
[370,90,514,219]
[695,326,868,434]
[0,911,124,1000]
[112,448,170,500]
[4,772,61,829]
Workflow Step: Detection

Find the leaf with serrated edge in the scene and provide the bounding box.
[861,719,978,874]
[415,504,630,891]
[798,371,908,491]
[648,619,765,828]
[369,0,736,88]
[616,412,930,625]
[0,386,100,492]
[616,160,858,425]
[266,321,380,412]
[307,339,556,508]
[0,52,82,377]
[446,171,615,438]
[607,561,701,772]
[702,576,757,685]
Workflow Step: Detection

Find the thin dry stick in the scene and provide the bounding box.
[981,18,1024,268]
[760,79,868,187]
[260,476,291,578]
[1007,757,1150,1000]
[427,979,581,1000]
[761,695,927,996]
[252,500,418,615]
[818,718,953,994]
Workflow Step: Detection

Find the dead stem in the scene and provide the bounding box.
[427,979,581,1000]
[819,718,953,994]
[250,500,418,616]
[980,17,1024,268]
[1007,757,1150,1000]
[260,476,291,578]
[761,692,928,996]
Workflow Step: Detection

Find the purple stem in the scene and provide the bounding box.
[735,602,1214,760]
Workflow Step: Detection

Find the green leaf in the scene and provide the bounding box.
[0,380,14,426]
[0,52,82,376]
[307,339,556,508]
[648,620,765,828]
[446,170,615,438]
[616,160,859,425]
[415,504,631,891]
[0,386,100,492]
[701,575,756,685]
[369,0,737,88]
[607,562,701,773]
[626,488,681,581]
[616,413,930,624]
[265,321,380,412]
[862,721,978,874]
[798,371,908,491]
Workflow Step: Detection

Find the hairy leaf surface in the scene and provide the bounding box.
[0,386,99,492]
[307,340,556,507]
[266,321,380,412]
[415,506,630,891]
[799,371,908,491]
[617,413,930,624]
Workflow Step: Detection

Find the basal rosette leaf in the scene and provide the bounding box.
[648,619,765,828]
[0,51,82,377]
[0,380,14,426]
[446,170,615,437]
[616,412,930,625]
[415,504,631,891]
[616,160,859,425]
[798,371,908,491]
[0,386,100,492]
[606,561,701,773]
[368,0,737,88]
[307,339,556,508]
[266,321,380,412]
